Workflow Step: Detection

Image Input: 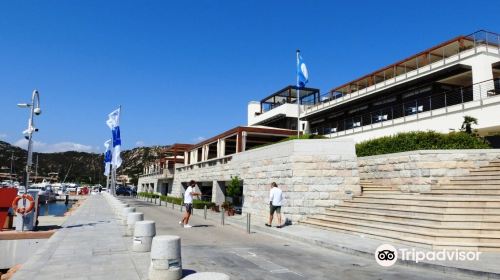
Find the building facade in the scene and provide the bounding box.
[249,30,500,143]
[137,144,191,194]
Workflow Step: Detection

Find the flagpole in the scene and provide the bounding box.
[296,49,301,138]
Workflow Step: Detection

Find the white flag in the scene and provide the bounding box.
[106,108,122,169]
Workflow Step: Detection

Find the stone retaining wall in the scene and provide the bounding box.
[358,149,500,192]
[173,139,360,222]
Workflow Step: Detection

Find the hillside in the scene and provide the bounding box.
[0,141,168,185]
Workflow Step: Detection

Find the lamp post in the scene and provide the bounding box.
[18,90,42,194]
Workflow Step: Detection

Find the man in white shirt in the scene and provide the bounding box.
[179,180,201,228]
[265,182,283,228]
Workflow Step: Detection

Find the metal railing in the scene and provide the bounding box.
[139,168,175,178]
[176,155,233,172]
[310,79,500,136]
[305,30,500,113]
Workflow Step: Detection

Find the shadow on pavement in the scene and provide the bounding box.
[182,269,197,277]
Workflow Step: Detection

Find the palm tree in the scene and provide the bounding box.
[461,116,478,134]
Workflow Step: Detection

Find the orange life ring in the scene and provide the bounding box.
[12,194,35,215]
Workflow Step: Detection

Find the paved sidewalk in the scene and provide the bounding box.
[140,196,500,279]
[12,195,149,280]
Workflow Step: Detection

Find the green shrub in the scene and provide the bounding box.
[192,200,215,209]
[356,131,490,157]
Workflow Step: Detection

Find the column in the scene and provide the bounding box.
[470,56,494,99]
[241,131,247,152]
[220,139,226,157]
[211,180,225,205]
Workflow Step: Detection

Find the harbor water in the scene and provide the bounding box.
[38,200,74,216]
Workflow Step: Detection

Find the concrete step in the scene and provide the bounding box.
[341,201,500,214]
[301,219,500,250]
[433,185,500,190]
[426,189,500,195]
[477,167,500,172]
[450,176,500,181]
[322,210,500,229]
[363,191,402,194]
[353,197,500,208]
[448,180,500,185]
[361,186,395,189]
[329,206,500,222]
[433,182,500,188]
[362,187,395,191]
[467,172,500,176]
[483,163,500,167]
[305,216,500,240]
[360,181,374,184]
[360,194,500,201]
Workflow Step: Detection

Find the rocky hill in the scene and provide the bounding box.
[0,141,168,185]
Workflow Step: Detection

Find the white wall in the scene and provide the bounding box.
[247,101,260,125]
[248,102,306,126]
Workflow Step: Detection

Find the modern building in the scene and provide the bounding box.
[137,143,192,194]
[173,125,298,203]
[248,30,500,143]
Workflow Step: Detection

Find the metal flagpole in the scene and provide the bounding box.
[107,163,112,193]
[112,168,116,196]
[296,49,301,138]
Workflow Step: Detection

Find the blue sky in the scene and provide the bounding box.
[1,0,499,153]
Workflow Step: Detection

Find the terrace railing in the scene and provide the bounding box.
[139,168,175,178]
[306,30,500,114]
[310,79,500,136]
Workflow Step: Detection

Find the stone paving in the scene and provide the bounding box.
[11,195,496,280]
[12,195,148,280]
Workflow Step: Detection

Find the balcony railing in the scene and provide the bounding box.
[139,168,175,178]
[310,79,500,136]
[305,30,500,114]
[176,155,233,172]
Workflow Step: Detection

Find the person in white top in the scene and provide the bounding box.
[179,180,201,228]
[265,182,284,228]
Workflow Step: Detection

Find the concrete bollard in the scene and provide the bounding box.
[183,272,230,280]
[126,212,144,236]
[149,235,182,280]
[121,207,136,225]
[132,220,156,252]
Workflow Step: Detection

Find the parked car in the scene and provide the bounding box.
[116,186,133,196]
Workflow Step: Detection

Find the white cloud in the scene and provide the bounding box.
[194,136,206,142]
[0,133,7,140]
[135,140,145,147]
[13,138,94,153]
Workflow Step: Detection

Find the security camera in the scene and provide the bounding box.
[34,108,41,115]
[34,128,39,132]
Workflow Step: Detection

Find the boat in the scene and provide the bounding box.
[26,181,56,202]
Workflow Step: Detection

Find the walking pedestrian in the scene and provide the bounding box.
[265,182,283,228]
[179,180,201,228]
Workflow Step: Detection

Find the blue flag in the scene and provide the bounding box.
[297,53,309,88]
[106,108,122,169]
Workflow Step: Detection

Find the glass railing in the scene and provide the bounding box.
[310,79,500,136]
[306,30,500,113]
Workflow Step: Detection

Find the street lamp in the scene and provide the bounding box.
[18,90,41,193]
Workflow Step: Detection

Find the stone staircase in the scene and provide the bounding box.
[301,159,500,251]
